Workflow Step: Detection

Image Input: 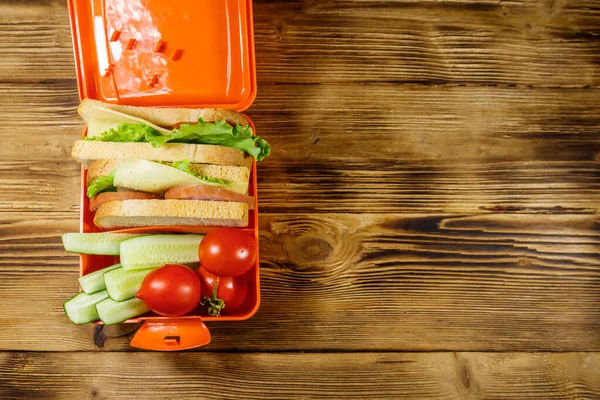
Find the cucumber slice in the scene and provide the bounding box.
[62,233,143,255]
[63,290,109,324]
[120,234,203,270]
[96,297,149,325]
[104,267,155,301]
[78,264,121,294]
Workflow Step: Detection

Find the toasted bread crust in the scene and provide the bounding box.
[94,200,248,230]
[72,141,252,167]
[86,159,115,185]
[79,99,249,128]
[86,159,251,186]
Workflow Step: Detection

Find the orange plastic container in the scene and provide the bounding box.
[67,0,259,350]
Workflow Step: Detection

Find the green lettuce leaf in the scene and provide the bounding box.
[85,123,161,143]
[87,170,116,198]
[84,119,271,161]
[171,159,227,185]
[168,121,270,161]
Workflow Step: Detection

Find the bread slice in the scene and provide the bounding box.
[72,141,252,168]
[94,200,248,230]
[79,99,249,128]
[86,159,251,186]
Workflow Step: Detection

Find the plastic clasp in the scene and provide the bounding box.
[130,318,211,351]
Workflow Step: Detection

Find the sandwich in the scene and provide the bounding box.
[71,99,270,230]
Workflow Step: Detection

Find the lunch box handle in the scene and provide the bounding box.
[130,319,211,351]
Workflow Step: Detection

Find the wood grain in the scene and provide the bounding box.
[1,82,597,214]
[253,0,600,86]
[247,84,600,163]
[0,0,599,396]
[256,160,600,214]
[0,161,80,213]
[3,158,598,215]
[1,212,598,351]
[2,0,600,86]
[0,0,75,82]
[2,82,598,164]
[1,352,599,399]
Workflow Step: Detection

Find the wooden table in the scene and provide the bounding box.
[1,0,599,398]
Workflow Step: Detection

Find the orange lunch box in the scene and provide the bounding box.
[67,0,259,350]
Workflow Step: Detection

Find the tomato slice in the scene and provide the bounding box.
[89,192,161,212]
[164,185,255,210]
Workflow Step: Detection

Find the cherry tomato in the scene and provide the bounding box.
[199,228,257,277]
[197,267,248,316]
[136,264,201,317]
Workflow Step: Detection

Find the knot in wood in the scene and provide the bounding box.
[283,236,333,269]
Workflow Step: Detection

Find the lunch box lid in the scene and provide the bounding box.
[67,0,256,111]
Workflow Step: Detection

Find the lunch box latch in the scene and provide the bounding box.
[130,318,211,351]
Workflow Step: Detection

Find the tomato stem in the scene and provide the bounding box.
[200,277,226,316]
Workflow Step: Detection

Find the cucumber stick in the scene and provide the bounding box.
[104,267,155,301]
[78,264,121,294]
[62,233,143,255]
[120,234,204,270]
[96,297,149,325]
[64,290,109,324]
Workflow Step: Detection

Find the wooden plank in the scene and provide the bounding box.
[1,0,600,86]
[1,82,597,214]
[0,161,80,213]
[252,0,600,86]
[1,159,598,215]
[246,83,600,164]
[1,82,598,164]
[1,212,598,351]
[256,160,599,214]
[0,1,75,82]
[0,82,79,163]
[0,352,599,399]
